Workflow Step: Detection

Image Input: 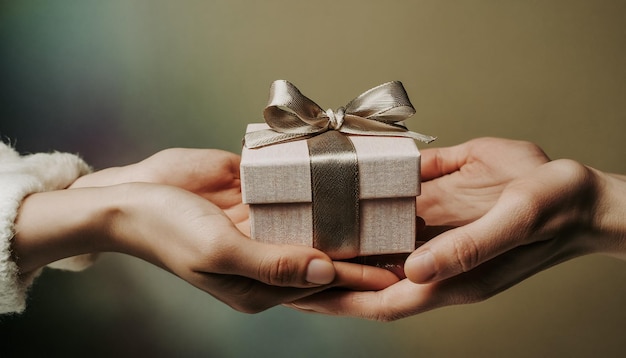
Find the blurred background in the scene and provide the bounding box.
[1,0,625,356]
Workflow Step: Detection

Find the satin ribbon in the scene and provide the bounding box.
[245,80,433,258]
[243,80,436,149]
[307,130,360,258]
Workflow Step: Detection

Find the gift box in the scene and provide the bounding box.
[240,80,435,259]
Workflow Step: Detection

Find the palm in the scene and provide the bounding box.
[417,138,549,226]
[71,148,250,235]
[134,148,250,234]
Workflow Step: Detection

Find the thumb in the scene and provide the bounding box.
[215,239,336,287]
[405,192,533,283]
[405,159,588,283]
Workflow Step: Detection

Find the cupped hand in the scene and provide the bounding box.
[66,149,400,313]
[288,138,626,320]
[71,148,249,233]
[341,137,550,279]
[416,137,550,226]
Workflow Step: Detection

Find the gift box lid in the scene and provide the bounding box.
[241,123,421,204]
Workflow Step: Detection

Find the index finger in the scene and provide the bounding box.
[419,144,468,181]
[199,260,401,314]
[289,279,434,321]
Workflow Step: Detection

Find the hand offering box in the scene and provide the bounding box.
[241,80,435,259]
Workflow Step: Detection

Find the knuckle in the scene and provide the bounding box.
[451,231,482,273]
[259,254,299,287]
[433,148,446,174]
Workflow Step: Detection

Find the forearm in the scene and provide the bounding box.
[12,187,119,274]
[12,183,217,276]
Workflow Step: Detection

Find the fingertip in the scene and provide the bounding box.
[404,250,437,283]
[305,258,335,285]
[331,260,401,291]
[233,239,335,287]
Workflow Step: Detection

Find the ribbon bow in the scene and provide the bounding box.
[243,80,436,148]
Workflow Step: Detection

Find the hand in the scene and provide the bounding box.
[105,182,400,313]
[289,138,626,320]
[15,149,400,313]
[70,148,249,234]
[415,137,550,226]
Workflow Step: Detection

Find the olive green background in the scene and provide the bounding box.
[1,1,625,357]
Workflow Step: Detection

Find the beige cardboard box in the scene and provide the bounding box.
[241,123,420,259]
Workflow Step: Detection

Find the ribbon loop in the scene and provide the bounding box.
[243,80,436,149]
[343,80,416,123]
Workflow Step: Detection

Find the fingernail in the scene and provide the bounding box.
[306,259,335,285]
[405,250,437,283]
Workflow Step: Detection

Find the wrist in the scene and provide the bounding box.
[13,186,121,273]
[589,168,626,258]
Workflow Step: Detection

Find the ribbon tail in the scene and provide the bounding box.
[338,127,437,144]
[398,131,437,144]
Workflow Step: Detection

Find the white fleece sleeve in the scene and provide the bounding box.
[0,142,94,314]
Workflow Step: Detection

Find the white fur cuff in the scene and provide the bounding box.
[0,142,93,314]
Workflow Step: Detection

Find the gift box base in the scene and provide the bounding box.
[249,197,416,259]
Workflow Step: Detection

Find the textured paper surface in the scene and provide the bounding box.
[241,123,421,257]
[241,123,421,203]
[250,198,416,256]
